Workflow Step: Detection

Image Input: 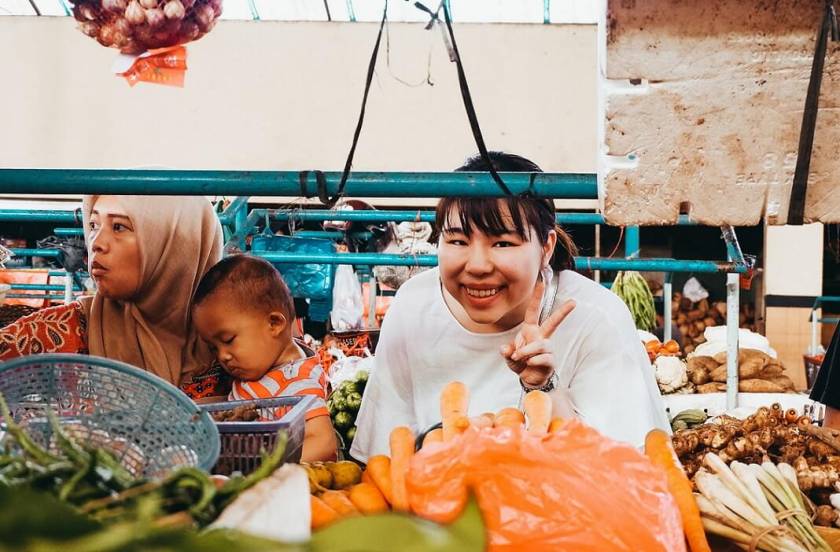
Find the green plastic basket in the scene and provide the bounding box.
[0,353,219,478]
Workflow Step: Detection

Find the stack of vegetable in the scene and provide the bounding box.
[1,392,487,551]
[612,270,656,332]
[69,0,222,55]
[0,394,285,528]
[694,452,831,551]
[672,293,757,355]
[327,370,368,453]
[686,349,796,394]
[310,384,562,530]
[671,403,840,527]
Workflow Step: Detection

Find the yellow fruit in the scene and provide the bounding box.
[329,461,363,490]
[303,462,334,492]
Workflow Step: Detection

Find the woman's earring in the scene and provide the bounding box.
[540,265,552,285]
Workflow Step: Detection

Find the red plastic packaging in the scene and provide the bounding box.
[407,420,686,552]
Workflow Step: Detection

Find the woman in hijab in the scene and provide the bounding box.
[0,195,225,397]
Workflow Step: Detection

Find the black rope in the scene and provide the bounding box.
[330,1,389,207]
[439,2,513,196]
[323,0,332,21]
[789,0,837,225]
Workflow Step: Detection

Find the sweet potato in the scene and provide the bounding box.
[687,356,718,372]
[697,382,727,393]
[768,375,796,391]
[761,364,784,377]
[738,379,786,393]
[688,366,710,386]
[739,349,771,365]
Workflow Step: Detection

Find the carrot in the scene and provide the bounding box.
[547,417,565,433]
[348,482,389,514]
[361,469,373,485]
[310,494,340,529]
[470,414,493,429]
[365,455,394,505]
[320,490,359,518]
[523,390,552,433]
[389,426,415,511]
[440,381,469,441]
[644,429,711,552]
[494,407,525,428]
[664,340,680,354]
[422,427,444,448]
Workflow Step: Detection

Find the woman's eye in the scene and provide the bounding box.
[494,241,516,248]
[446,239,467,246]
[113,223,128,232]
[88,221,98,231]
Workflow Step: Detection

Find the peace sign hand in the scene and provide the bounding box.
[500,278,576,388]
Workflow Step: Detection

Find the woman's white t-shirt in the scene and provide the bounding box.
[350,267,670,462]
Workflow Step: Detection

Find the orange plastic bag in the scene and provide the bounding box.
[407,421,686,552]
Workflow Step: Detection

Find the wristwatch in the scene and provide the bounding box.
[520,371,558,393]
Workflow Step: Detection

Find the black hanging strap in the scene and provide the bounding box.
[439,3,513,196]
[789,0,837,225]
[327,1,389,207]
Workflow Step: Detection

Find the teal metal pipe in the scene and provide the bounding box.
[292,230,374,240]
[624,226,640,258]
[217,196,249,225]
[574,257,748,273]
[54,228,84,236]
[255,252,439,267]
[10,284,71,291]
[0,170,597,199]
[10,248,60,258]
[265,210,696,226]
[0,209,78,223]
[6,294,68,300]
[252,250,747,272]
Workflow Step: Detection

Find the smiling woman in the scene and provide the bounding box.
[350,152,671,463]
[0,195,226,395]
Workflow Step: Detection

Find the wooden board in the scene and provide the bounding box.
[605,0,840,225]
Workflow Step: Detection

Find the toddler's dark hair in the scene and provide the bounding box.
[193,255,296,321]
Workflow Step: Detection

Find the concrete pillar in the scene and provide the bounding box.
[763,224,823,390]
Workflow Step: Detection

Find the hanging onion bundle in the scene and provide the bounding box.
[70,0,222,55]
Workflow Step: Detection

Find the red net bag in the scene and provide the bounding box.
[70,0,222,55]
[407,420,686,552]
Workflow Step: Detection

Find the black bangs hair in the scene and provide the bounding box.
[434,152,578,271]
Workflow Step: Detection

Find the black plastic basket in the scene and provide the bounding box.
[199,395,314,475]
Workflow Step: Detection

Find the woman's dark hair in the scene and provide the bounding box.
[434,152,578,271]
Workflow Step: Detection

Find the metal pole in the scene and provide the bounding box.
[0,169,598,199]
[726,273,740,410]
[625,226,640,258]
[594,224,601,283]
[663,273,673,343]
[368,274,377,328]
[264,209,697,226]
[251,250,751,271]
[811,300,820,355]
[10,249,61,258]
[63,271,74,304]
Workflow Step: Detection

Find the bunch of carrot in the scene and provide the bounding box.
[310,382,562,530]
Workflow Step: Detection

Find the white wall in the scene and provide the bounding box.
[0,17,598,206]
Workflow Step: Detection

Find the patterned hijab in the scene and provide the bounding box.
[79,195,223,385]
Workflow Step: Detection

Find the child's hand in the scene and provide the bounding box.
[500,279,575,388]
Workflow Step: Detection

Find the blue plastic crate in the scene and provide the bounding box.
[0,353,219,479]
[200,395,312,475]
